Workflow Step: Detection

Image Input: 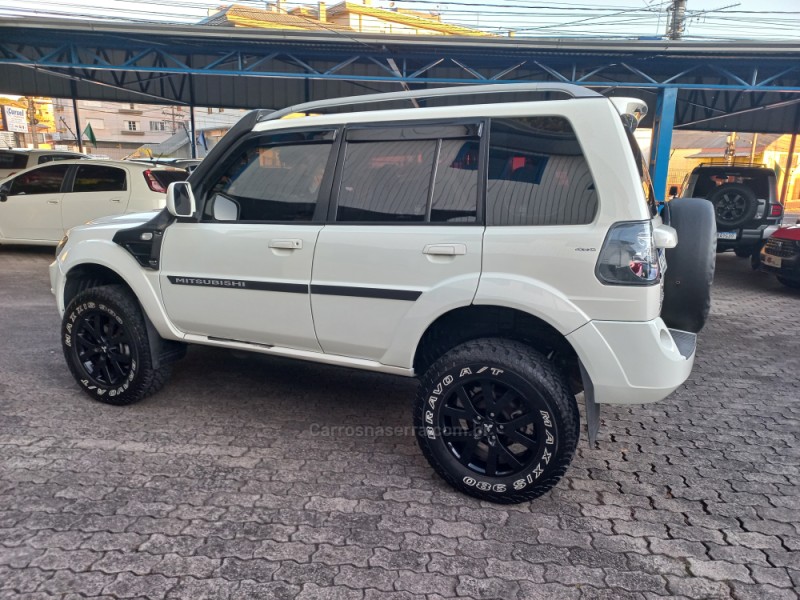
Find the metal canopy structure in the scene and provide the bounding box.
[1,18,800,196]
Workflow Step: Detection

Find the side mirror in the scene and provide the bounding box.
[668,185,679,198]
[166,181,196,218]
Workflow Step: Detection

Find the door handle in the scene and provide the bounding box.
[423,243,467,256]
[269,239,302,250]
[110,197,123,203]
[47,199,59,205]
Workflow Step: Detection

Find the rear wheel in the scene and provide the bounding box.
[61,284,171,405]
[414,338,579,504]
[662,198,716,333]
[734,247,751,258]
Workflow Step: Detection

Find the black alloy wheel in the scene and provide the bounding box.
[439,376,547,479]
[415,338,579,504]
[62,284,172,405]
[73,309,135,387]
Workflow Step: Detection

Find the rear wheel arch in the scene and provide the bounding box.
[413,305,583,393]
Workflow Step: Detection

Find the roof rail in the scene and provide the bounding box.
[261,82,600,122]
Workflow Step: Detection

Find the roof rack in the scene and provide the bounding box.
[260,82,600,122]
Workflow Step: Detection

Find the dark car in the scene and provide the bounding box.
[759,224,800,289]
[679,164,783,261]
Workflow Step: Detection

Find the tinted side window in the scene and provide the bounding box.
[0,152,28,169]
[9,164,70,195]
[336,134,479,223]
[208,135,333,222]
[72,165,127,193]
[337,140,435,222]
[431,140,479,223]
[487,117,597,226]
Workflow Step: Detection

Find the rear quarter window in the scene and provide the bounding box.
[487,117,598,226]
[0,152,29,170]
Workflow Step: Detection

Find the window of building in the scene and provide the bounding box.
[487,117,597,226]
[149,121,166,131]
[206,131,334,222]
[71,165,127,193]
[9,164,70,195]
[124,121,139,131]
[128,103,136,110]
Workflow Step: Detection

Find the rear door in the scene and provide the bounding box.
[0,164,69,241]
[61,164,130,231]
[310,121,484,363]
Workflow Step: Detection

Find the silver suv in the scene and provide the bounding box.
[50,84,716,503]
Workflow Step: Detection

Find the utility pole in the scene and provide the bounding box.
[25,96,39,148]
[666,0,687,40]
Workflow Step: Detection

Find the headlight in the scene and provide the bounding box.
[55,235,68,257]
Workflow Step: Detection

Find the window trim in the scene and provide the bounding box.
[329,118,487,226]
[198,127,341,225]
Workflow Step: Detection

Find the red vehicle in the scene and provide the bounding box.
[760,224,800,289]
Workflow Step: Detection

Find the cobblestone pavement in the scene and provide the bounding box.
[1,246,798,600]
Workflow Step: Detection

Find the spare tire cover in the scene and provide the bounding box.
[661,198,716,333]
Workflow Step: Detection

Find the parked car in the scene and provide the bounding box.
[759,224,800,289]
[0,159,187,245]
[0,148,87,179]
[50,83,716,504]
[677,164,783,261]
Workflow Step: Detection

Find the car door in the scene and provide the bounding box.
[159,129,337,351]
[0,164,69,242]
[61,164,130,231]
[310,122,484,363]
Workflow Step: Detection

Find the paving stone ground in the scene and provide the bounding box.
[0,245,798,600]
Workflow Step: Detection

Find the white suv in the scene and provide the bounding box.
[50,84,716,504]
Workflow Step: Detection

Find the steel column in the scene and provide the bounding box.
[649,87,678,202]
[70,80,83,154]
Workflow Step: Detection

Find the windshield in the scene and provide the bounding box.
[624,128,658,217]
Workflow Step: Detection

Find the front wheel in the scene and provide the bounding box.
[61,284,171,405]
[414,338,579,504]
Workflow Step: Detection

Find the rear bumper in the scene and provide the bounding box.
[717,224,780,250]
[567,318,695,405]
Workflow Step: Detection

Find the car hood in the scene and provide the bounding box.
[87,210,161,226]
[773,224,800,241]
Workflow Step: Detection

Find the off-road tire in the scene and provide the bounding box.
[61,284,171,405]
[708,183,758,230]
[662,198,716,333]
[414,338,579,504]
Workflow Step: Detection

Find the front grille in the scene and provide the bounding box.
[764,237,798,258]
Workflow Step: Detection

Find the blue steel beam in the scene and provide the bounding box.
[649,87,678,203]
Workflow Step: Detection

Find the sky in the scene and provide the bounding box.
[0,0,799,40]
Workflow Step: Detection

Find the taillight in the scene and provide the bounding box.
[596,221,660,285]
[770,203,783,217]
[143,170,166,193]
